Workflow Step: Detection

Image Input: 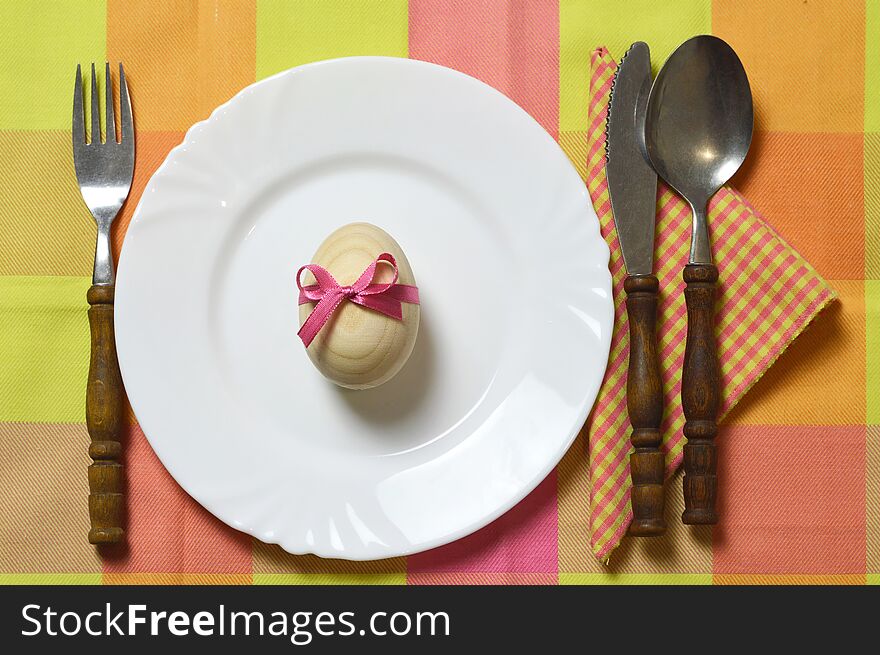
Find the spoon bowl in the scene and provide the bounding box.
[644,35,753,263]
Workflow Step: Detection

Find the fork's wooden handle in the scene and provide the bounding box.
[624,275,666,536]
[86,284,125,544]
[681,264,720,525]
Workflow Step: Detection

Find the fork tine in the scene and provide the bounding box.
[73,64,84,144]
[90,63,100,144]
[105,62,116,144]
[119,63,133,144]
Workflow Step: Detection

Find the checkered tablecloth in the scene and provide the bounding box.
[0,0,874,585]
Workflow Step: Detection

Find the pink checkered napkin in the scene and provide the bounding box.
[584,47,836,561]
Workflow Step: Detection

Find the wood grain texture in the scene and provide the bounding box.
[681,264,720,525]
[299,223,419,389]
[624,275,666,536]
[86,284,125,544]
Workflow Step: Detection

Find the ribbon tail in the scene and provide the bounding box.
[298,291,346,347]
[381,284,419,304]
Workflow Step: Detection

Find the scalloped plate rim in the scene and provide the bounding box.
[115,56,613,560]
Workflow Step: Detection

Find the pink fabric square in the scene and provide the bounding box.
[102,424,253,574]
[408,0,559,136]
[408,472,558,574]
[713,425,866,575]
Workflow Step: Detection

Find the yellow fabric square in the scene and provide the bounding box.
[560,0,710,131]
[0,276,90,423]
[0,1,106,129]
[0,132,94,276]
[256,0,408,79]
[867,134,880,279]
[558,131,589,183]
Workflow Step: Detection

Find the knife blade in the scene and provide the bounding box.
[606,42,657,275]
[605,42,666,536]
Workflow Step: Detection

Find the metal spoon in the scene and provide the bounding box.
[644,35,753,524]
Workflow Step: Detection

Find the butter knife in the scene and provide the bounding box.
[605,42,665,536]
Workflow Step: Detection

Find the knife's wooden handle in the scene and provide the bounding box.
[86,284,125,544]
[681,264,720,525]
[624,275,666,536]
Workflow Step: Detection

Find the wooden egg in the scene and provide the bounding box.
[299,222,419,389]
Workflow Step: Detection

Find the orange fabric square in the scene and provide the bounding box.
[106,0,256,131]
[727,280,864,425]
[104,573,252,585]
[408,0,559,135]
[713,0,865,133]
[111,131,184,259]
[713,425,866,575]
[714,574,865,585]
[732,131,864,280]
[102,424,252,574]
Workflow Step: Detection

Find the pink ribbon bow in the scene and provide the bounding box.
[296,253,420,347]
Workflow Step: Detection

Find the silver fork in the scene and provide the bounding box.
[73,62,134,545]
[73,62,134,284]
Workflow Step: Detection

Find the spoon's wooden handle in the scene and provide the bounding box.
[86,284,125,544]
[624,275,666,536]
[681,264,720,525]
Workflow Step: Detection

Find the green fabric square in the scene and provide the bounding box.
[867,0,880,132]
[560,0,710,132]
[559,573,713,585]
[256,0,408,79]
[0,1,106,129]
[0,276,90,422]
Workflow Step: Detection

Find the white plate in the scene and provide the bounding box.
[116,57,612,560]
